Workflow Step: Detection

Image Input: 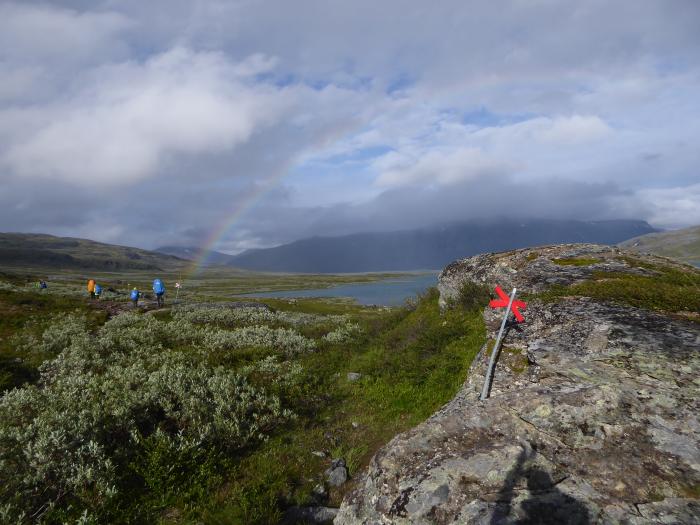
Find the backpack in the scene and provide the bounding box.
[153,279,165,294]
[94,284,102,295]
[87,279,96,292]
[130,289,139,301]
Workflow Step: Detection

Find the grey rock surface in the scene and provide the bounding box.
[284,505,338,524]
[436,243,682,307]
[336,244,700,524]
[327,458,349,487]
[347,372,363,382]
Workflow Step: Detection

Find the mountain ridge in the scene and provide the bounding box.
[227,219,656,273]
[618,224,700,267]
[0,232,186,271]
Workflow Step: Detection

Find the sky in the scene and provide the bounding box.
[1,0,699,253]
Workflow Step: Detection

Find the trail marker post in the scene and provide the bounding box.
[480,286,526,401]
[175,282,181,302]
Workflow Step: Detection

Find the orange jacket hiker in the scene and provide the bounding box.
[87,279,96,293]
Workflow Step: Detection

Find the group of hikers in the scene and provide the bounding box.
[86,278,167,308]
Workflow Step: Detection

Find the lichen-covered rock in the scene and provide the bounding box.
[336,244,700,524]
[436,243,678,307]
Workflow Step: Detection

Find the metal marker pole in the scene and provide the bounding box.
[480,287,517,401]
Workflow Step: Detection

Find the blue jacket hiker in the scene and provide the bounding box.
[130,288,140,307]
[153,279,165,307]
[94,284,102,299]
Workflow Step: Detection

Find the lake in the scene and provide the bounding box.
[237,273,438,306]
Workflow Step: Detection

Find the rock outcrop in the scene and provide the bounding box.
[336,244,700,524]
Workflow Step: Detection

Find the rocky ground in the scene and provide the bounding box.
[336,244,700,524]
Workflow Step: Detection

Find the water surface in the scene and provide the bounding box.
[237,273,438,306]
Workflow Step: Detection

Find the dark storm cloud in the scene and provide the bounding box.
[229,175,642,246]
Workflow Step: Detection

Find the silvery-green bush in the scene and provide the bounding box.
[174,304,348,328]
[0,281,21,292]
[0,313,294,523]
[239,356,304,388]
[322,322,362,344]
[87,310,316,356]
[202,325,316,355]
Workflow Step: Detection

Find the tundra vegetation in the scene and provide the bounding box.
[1,251,695,523]
[0,274,486,524]
[540,256,700,314]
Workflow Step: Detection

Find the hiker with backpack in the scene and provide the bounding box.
[153,279,166,307]
[87,279,96,299]
[94,283,102,300]
[130,287,140,307]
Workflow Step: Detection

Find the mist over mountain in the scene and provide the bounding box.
[156,246,235,266]
[227,219,655,273]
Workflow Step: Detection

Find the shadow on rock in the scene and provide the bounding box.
[490,447,590,525]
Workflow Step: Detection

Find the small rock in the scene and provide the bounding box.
[311,450,326,458]
[325,459,348,486]
[347,372,362,382]
[325,466,348,487]
[351,421,360,429]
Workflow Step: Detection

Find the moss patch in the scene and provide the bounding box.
[540,257,700,318]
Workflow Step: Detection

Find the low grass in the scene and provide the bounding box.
[540,257,700,316]
[198,288,486,524]
[551,257,601,266]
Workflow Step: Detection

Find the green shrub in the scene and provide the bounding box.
[551,257,600,266]
[453,281,492,311]
[0,314,293,523]
[173,305,348,328]
[130,430,228,510]
[540,263,700,315]
[322,322,362,344]
[202,326,316,356]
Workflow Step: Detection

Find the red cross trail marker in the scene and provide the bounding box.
[489,285,527,322]
[480,286,527,401]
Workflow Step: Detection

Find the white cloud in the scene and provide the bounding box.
[0,2,131,63]
[636,184,700,229]
[2,48,293,185]
[375,147,513,187]
[536,115,611,144]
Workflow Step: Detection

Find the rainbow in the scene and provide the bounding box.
[185,172,287,277]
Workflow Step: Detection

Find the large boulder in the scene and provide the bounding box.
[336,245,700,524]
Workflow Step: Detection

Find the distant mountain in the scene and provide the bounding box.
[228,219,656,273]
[0,233,186,271]
[156,246,235,266]
[618,225,700,267]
